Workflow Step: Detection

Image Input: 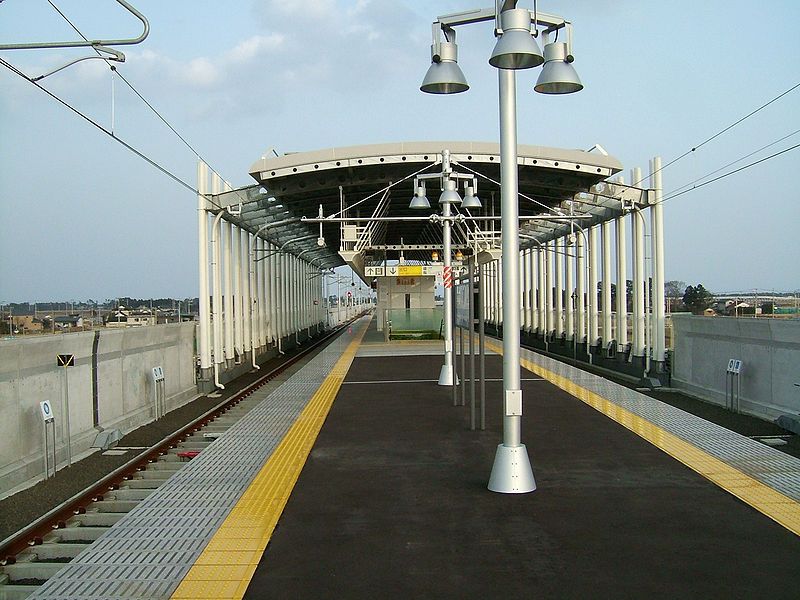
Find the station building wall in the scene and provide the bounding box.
[671,314,800,421]
[0,322,197,497]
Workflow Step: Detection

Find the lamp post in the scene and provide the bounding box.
[420,1,582,494]
[409,150,481,386]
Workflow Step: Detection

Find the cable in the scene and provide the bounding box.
[666,128,800,196]
[657,142,800,205]
[633,81,800,186]
[44,0,244,205]
[0,55,212,202]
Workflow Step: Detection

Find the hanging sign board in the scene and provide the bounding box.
[455,280,471,328]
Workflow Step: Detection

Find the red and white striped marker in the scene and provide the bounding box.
[443,265,453,289]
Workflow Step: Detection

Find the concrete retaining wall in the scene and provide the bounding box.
[671,315,800,421]
[0,323,198,497]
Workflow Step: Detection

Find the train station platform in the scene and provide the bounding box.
[25,315,800,599]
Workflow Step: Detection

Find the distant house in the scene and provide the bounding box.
[10,315,43,333]
[106,307,155,328]
[54,315,84,329]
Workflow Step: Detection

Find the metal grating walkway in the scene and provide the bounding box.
[29,320,368,600]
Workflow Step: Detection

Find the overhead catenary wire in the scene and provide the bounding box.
[657,141,800,205]
[35,1,246,206]
[633,81,800,186]
[665,128,800,197]
[0,56,212,203]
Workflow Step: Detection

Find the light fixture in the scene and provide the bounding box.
[420,40,469,94]
[409,184,431,209]
[431,251,439,261]
[438,179,462,204]
[534,42,583,95]
[455,250,464,261]
[461,185,482,209]
[489,8,543,70]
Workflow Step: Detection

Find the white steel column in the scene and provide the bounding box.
[530,248,538,333]
[651,157,666,366]
[565,238,574,342]
[576,231,586,346]
[242,232,252,360]
[197,161,212,383]
[555,237,564,339]
[601,220,613,346]
[210,176,225,389]
[588,225,599,349]
[545,241,553,337]
[254,237,263,353]
[262,241,269,345]
[268,245,276,344]
[537,248,545,335]
[233,225,243,361]
[616,213,628,351]
[632,205,646,358]
[222,213,234,369]
[522,250,530,332]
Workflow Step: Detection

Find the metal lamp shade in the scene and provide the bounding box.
[420,61,469,94]
[461,186,482,209]
[410,185,431,209]
[409,193,431,210]
[534,43,583,95]
[488,9,543,70]
[438,179,462,204]
[420,41,469,94]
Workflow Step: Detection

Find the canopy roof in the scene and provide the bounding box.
[211,141,646,275]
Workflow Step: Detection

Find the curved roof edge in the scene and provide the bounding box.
[249,140,622,180]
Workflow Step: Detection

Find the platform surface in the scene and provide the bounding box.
[242,342,800,598]
[24,317,800,599]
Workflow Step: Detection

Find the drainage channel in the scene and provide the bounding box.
[0,324,351,600]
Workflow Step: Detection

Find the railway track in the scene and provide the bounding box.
[0,323,351,600]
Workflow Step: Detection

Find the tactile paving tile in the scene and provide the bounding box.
[29,319,369,600]
[516,345,800,502]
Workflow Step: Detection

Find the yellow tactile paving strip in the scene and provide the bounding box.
[171,323,367,599]
[484,339,800,536]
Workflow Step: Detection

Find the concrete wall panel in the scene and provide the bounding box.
[0,323,198,497]
[671,315,800,421]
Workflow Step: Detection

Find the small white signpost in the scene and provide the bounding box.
[726,359,743,412]
[40,400,56,480]
[152,366,166,419]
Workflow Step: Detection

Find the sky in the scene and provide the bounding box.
[1,0,799,303]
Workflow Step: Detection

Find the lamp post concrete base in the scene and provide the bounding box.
[487,443,536,493]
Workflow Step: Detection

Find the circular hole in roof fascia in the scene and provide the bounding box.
[575,165,580,169]
[271,171,276,176]
[597,168,602,173]
[379,157,385,162]
[468,155,472,160]
[314,164,319,169]
[489,156,494,161]
[424,155,428,160]
[402,156,407,161]
[554,162,559,166]
[336,161,341,166]
[357,159,363,164]
[292,167,298,172]
[533,160,537,164]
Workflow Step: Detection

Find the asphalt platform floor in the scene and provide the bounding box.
[244,353,800,599]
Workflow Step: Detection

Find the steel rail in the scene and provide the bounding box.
[0,319,358,565]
